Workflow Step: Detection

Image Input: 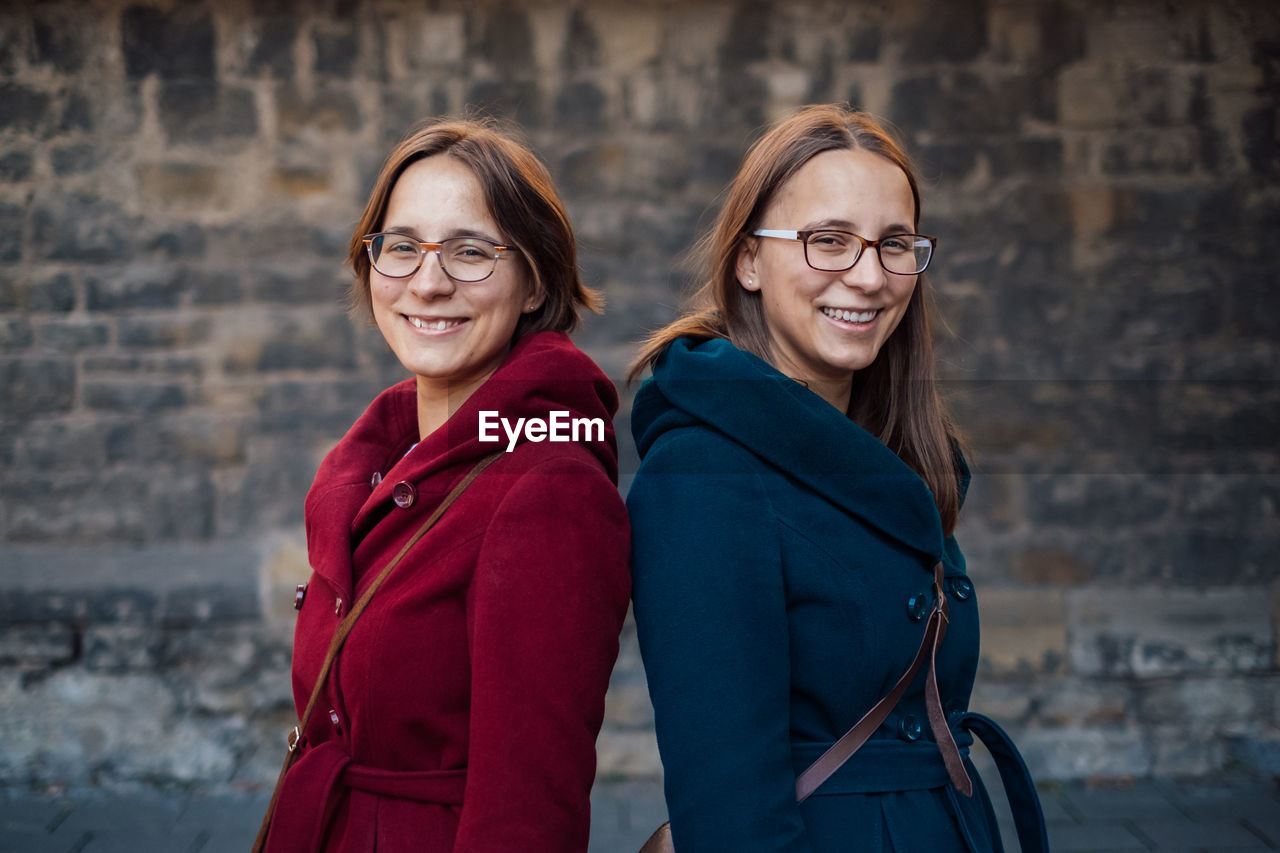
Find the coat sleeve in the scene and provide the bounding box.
[453,452,631,853]
[628,430,814,853]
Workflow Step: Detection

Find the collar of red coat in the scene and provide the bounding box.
[303,330,619,597]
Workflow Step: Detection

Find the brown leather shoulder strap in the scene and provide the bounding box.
[795,562,972,802]
[252,451,503,852]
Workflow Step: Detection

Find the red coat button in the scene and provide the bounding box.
[392,481,417,509]
[370,472,383,490]
[293,584,307,610]
[329,709,342,733]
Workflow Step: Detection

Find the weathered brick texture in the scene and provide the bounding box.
[1,0,1277,791]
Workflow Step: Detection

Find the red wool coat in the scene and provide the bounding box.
[263,332,631,853]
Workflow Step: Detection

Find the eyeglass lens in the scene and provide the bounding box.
[804,231,932,275]
[367,234,501,281]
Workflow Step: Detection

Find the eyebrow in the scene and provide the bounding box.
[804,218,916,235]
[382,225,505,244]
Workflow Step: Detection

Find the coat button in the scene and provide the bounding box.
[370,472,383,490]
[293,584,307,610]
[899,714,923,742]
[906,592,927,622]
[950,577,974,601]
[329,709,342,733]
[392,481,417,509]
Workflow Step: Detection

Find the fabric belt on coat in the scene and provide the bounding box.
[264,741,466,853]
[792,712,1048,853]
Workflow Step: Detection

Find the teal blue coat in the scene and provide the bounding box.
[628,337,1046,853]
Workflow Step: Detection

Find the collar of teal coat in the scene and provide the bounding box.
[632,336,961,561]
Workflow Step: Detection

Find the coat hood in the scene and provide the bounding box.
[305,331,619,590]
[632,335,951,560]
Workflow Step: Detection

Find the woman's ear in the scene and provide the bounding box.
[735,237,761,292]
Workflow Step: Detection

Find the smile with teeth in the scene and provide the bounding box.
[821,307,879,324]
[407,316,465,331]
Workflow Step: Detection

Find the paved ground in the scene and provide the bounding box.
[2,772,1278,852]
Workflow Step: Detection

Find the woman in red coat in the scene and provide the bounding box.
[259,119,631,852]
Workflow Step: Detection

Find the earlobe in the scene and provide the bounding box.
[736,240,761,292]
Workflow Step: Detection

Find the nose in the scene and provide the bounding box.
[406,251,456,299]
[840,245,888,292]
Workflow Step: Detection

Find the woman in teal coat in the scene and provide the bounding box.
[627,105,1047,852]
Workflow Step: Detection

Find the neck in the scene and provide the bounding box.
[415,374,489,441]
[803,374,852,415]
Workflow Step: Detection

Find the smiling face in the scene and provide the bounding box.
[736,147,919,409]
[371,154,541,402]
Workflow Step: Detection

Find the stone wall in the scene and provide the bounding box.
[1,0,1277,792]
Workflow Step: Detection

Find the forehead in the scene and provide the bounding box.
[382,154,499,230]
[769,147,915,226]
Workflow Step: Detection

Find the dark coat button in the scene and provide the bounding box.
[392,481,417,509]
[899,714,923,742]
[370,472,383,490]
[293,584,307,610]
[906,593,927,622]
[329,709,342,733]
[950,577,974,601]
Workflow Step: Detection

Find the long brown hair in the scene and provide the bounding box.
[348,117,600,338]
[631,104,966,534]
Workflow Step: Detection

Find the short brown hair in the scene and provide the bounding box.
[347,117,600,337]
[631,104,966,534]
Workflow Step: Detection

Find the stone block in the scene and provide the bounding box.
[188,270,244,305]
[556,80,607,130]
[1023,473,1171,528]
[399,12,467,69]
[0,317,33,351]
[31,194,136,264]
[84,380,189,413]
[0,670,238,785]
[9,419,107,472]
[0,543,260,624]
[1015,727,1151,780]
[122,5,215,80]
[136,162,223,204]
[977,587,1068,676]
[0,358,75,418]
[86,267,184,311]
[0,623,76,666]
[259,535,311,627]
[277,85,361,138]
[900,0,987,63]
[1060,64,1194,130]
[252,267,346,305]
[82,625,160,672]
[248,16,297,79]
[223,311,356,373]
[1101,129,1200,175]
[0,202,22,263]
[87,354,204,379]
[47,143,98,176]
[0,150,32,181]
[116,315,213,349]
[159,82,257,144]
[588,7,660,72]
[596,728,662,779]
[1035,677,1131,728]
[1137,676,1260,726]
[313,25,358,77]
[32,15,87,74]
[36,319,110,351]
[603,683,655,729]
[1068,587,1273,678]
[0,83,51,134]
[1242,106,1279,175]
